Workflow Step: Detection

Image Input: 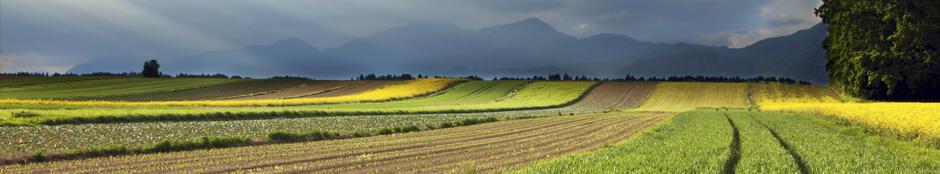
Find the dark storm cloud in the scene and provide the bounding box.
[1,0,822,72]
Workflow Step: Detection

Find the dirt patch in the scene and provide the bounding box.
[571,82,657,110]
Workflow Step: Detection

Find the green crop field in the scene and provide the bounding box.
[0,76,117,88]
[514,110,940,173]
[0,78,245,99]
[631,82,750,112]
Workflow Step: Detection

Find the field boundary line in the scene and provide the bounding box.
[721,112,741,174]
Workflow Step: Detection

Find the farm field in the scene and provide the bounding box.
[515,110,940,173]
[0,112,669,173]
[231,81,395,100]
[568,82,655,110]
[751,82,842,105]
[0,78,459,107]
[97,79,312,101]
[0,80,649,159]
[0,81,594,125]
[2,77,938,173]
[631,82,750,112]
[0,76,117,88]
[0,78,244,99]
[762,102,940,147]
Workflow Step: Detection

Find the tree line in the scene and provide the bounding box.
[491,74,811,84]
[816,0,939,100]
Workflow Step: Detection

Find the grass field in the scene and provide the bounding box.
[0,78,244,99]
[0,112,668,173]
[631,82,750,112]
[515,110,940,173]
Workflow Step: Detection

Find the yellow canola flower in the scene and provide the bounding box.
[762,102,940,147]
[0,78,462,107]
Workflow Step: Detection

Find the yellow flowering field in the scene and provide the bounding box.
[762,102,940,147]
[0,78,462,107]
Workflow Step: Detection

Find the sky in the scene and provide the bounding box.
[0,0,822,73]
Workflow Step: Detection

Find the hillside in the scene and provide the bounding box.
[69,19,828,83]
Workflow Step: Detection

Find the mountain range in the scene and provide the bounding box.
[70,18,828,83]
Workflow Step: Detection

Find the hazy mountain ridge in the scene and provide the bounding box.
[70,18,828,83]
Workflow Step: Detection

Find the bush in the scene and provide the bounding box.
[268,131,306,142]
[32,151,46,162]
[377,128,395,135]
[12,111,39,118]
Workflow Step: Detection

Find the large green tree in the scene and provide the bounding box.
[816,0,939,100]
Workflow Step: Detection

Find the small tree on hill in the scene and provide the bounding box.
[142,59,161,78]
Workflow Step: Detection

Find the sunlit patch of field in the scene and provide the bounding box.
[631,82,750,112]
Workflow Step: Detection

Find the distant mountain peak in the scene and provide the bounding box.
[273,37,311,47]
[584,33,639,43]
[481,17,558,33]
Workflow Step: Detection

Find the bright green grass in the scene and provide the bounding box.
[514,110,940,173]
[631,82,750,112]
[0,78,245,99]
[0,81,595,125]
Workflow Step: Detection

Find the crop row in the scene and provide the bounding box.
[515,110,940,173]
[0,112,667,173]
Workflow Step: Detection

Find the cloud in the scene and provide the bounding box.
[721,0,822,47]
[0,53,75,73]
[1,0,824,59]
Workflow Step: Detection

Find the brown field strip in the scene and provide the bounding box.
[300,81,396,98]
[570,82,657,110]
[0,112,668,173]
[231,81,394,100]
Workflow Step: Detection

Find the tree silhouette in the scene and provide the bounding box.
[142,59,161,78]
